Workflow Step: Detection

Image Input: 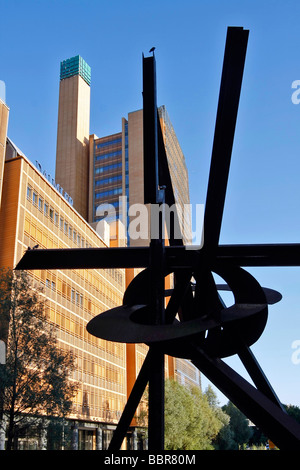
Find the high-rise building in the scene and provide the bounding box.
[158,105,192,245]
[89,107,192,247]
[0,97,9,208]
[55,55,191,244]
[55,55,192,247]
[0,149,128,449]
[0,55,200,449]
[88,131,124,227]
[55,55,91,220]
[56,54,199,391]
[0,142,199,449]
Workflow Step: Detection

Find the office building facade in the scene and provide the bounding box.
[55,52,200,407]
[55,56,192,247]
[0,143,200,450]
[0,55,200,449]
[89,131,124,226]
[89,107,192,247]
[0,149,128,449]
[0,98,9,208]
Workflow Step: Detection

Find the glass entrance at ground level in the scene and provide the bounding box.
[78,429,96,450]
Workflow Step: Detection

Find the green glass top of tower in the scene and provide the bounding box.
[60,55,91,86]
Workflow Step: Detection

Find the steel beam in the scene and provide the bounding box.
[191,345,300,449]
[108,350,152,451]
[203,27,249,255]
[143,52,165,451]
[15,243,300,272]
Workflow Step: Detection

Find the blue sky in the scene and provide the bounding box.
[1,0,300,407]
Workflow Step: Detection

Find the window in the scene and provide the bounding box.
[44,202,48,217]
[60,218,64,230]
[54,212,59,225]
[94,187,122,199]
[95,175,122,186]
[32,192,38,205]
[94,162,122,174]
[64,222,68,234]
[27,186,32,200]
[96,138,121,148]
[95,149,122,162]
[49,208,54,221]
[38,197,43,211]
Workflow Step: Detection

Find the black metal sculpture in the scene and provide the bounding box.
[16,27,300,450]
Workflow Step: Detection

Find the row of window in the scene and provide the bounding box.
[95,187,123,199]
[94,200,120,211]
[40,266,122,314]
[28,186,58,222]
[76,357,125,384]
[95,150,122,162]
[27,185,91,248]
[75,388,125,418]
[94,162,122,174]
[95,175,122,186]
[25,219,124,296]
[46,279,84,307]
[96,138,122,148]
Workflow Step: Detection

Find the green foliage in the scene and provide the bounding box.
[214,402,300,449]
[0,268,78,450]
[214,401,253,450]
[47,418,73,450]
[164,379,226,450]
[284,404,300,424]
[248,426,267,448]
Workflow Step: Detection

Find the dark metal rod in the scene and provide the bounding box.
[143,51,165,451]
[148,346,165,451]
[238,344,285,411]
[143,53,159,205]
[164,270,192,324]
[203,27,249,254]
[191,346,300,449]
[15,246,151,270]
[108,351,152,451]
[157,109,184,247]
[147,213,166,451]
[15,243,300,272]
[109,271,191,450]
[215,243,300,267]
[148,242,165,451]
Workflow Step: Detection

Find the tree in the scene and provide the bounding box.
[164,379,225,450]
[0,268,77,450]
[214,401,253,449]
[164,379,192,449]
[284,404,300,424]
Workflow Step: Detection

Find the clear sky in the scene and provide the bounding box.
[1,0,300,408]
